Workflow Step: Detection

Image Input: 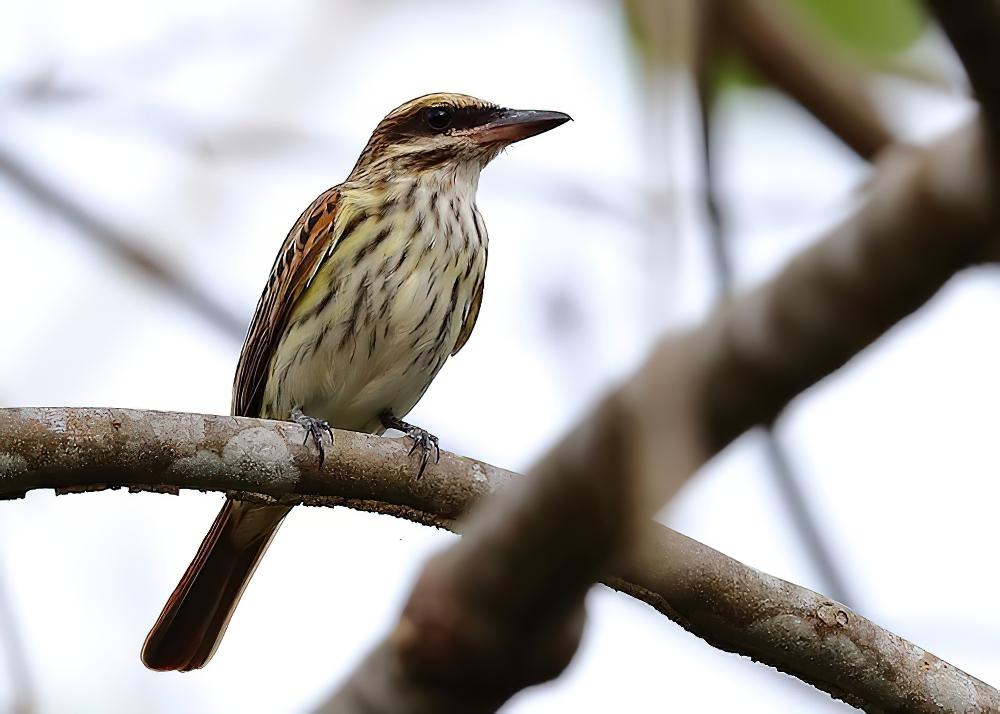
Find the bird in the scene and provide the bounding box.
[140,93,570,671]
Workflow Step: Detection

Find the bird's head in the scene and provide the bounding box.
[348,92,570,182]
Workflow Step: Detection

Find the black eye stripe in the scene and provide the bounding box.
[384,104,503,138]
[456,106,501,129]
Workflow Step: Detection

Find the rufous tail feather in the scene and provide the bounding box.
[141,500,290,671]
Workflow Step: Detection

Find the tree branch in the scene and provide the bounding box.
[0,147,246,340]
[3,120,999,713]
[320,116,997,710]
[927,0,1000,164]
[1,403,997,712]
[696,0,856,608]
[718,0,896,160]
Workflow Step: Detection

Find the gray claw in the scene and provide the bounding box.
[291,407,331,466]
[379,412,440,479]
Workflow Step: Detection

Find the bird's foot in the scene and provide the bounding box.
[291,407,334,466]
[380,413,440,478]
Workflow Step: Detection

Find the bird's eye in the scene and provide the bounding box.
[424,106,453,132]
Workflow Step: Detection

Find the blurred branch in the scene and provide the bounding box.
[719,0,895,160]
[1,5,993,711]
[1,118,998,710]
[323,113,997,710]
[927,0,1000,157]
[626,0,696,332]
[695,6,732,292]
[0,147,246,339]
[0,406,997,712]
[7,91,639,225]
[695,0,855,607]
[874,52,964,94]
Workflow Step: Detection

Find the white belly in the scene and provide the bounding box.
[261,181,487,433]
[305,267,460,432]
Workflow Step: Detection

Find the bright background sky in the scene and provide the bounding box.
[0,1,997,712]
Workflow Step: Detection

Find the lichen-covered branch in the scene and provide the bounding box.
[1,404,997,712]
[0,407,509,525]
[614,528,1000,713]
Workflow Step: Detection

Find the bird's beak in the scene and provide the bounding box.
[472,109,572,144]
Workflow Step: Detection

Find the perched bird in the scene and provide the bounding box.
[141,93,570,671]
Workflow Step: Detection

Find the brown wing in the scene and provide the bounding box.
[451,275,484,357]
[232,186,342,417]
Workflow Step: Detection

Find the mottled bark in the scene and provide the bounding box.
[1,403,997,712]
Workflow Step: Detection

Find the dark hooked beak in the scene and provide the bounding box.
[472,108,572,144]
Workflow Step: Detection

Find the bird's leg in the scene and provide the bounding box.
[290,406,334,466]
[380,412,440,478]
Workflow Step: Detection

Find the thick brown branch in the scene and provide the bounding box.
[927,0,1000,163]
[324,119,997,710]
[701,123,995,448]
[615,528,1000,713]
[0,407,996,712]
[696,0,855,607]
[3,117,999,714]
[718,0,895,160]
[0,407,510,522]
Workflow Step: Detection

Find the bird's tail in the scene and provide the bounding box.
[141,499,290,671]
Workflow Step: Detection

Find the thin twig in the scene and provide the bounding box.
[0,147,246,339]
